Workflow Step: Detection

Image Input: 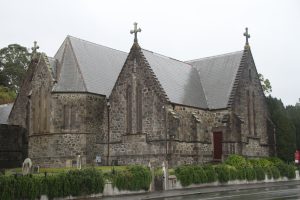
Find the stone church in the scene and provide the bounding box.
[1,25,276,168]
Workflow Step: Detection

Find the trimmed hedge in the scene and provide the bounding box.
[225,155,248,169]
[0,168,104,200]
[175,156,297,187]
[112,165,151,191]
[175,165,208,186]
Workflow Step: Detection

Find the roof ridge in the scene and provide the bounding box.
[67,35,128,55]
[186,50,244,63]
[141,48,193,67]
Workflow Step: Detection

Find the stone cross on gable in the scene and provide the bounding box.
[31,41,39,54]
[243,27,250,46]
[31,41,39,61]
[130,22,142,43]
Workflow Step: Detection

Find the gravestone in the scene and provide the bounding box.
[66,159,72,168]
[77,155,81,169]
[162,161,169,190]
[96,155,101,166]
[22,158,32,175]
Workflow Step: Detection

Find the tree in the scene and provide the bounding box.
[0,44,31,92]
[266,96,296,162]
[0,85,16,104]
[286,105,300,150]
[259,73,272,95]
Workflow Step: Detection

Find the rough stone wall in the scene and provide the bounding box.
[29,93,107,167]
[0,125,27,168]
[169,106,229,165]
[8,59,38,128]
[108,44,230,166]
[230,48,275,158]
[108,44,169,166]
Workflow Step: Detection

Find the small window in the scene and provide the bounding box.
[249,69,252,82]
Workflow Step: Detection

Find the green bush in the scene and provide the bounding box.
[254,166,265,181]
[270,166,280,179]
[268,157,284,166]
[203,165,217,183]
[112,165,151,191]
[0,168,104,200]
[244,167,256,181]
[225,155,248,169]
[286,164,296,179]
[228,167,238,181]
[236,168,246,180]
[175,165,209,186]
[175,166,193,186]
[215,164,230,183]
[275,162,290,177]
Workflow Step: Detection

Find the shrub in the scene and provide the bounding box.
[175,166,193,186]
[244,167,256,181]
[270,166,280,180]
[275,162,290,177]
[112,165,151,191]
[225,155,248,169]
[0,168,104,200]
[286,164,296,179]
[192,166,208,184]
[236,168,246,180]
[228,167,238,181]
[268,157,284,166]
[215,164,230,183]
[203,165,217,183]
[175,165,208,186]
[254,166,265,181]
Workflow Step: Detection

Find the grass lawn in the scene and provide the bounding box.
[4,165,128,176]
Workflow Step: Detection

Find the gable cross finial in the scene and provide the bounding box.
[31,41,40,61]
[243,27,250,46]
[130,22,142,43]
[31,41,39,54]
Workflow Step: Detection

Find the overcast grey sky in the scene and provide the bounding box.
[1,0,299,105]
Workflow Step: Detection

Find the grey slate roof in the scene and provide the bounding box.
[47,56,57,80]
[53,36,128,95]
[187,51,244,109]
[142,49,208,108]
[0,103,13,124]
[51,35,243,109]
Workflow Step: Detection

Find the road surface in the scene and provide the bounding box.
[100,181,300,200]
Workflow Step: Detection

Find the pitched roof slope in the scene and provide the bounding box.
[187,51,243,109]
[142,49,208,108]
[53,36,128,95]
[0,103,13,124]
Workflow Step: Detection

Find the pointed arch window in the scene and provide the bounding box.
[247,90,252,135]
[252,91,256,136]
[126,86,132,133]
[249,69,252,82]
[136,83,143,133]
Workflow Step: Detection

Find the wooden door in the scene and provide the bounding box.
[213,132,222,160]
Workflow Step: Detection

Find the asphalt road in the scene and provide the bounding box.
[152,184,300,200]
[100,181,300,200]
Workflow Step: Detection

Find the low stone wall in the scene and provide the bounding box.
[168,171,300,190]
[0,125,27,168]
[39,181,149,200]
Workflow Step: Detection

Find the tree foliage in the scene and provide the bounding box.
[266,96,296,162]
[286,105,300,149]
[0,44,31,92]
[0,85,16,104]
[259,73,272,95]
